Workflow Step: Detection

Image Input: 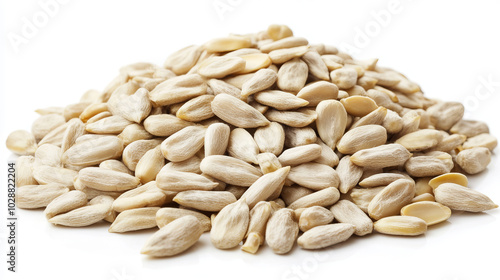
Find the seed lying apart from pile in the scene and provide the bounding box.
[7,24,499,257]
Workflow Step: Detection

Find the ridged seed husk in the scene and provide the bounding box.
[434,183,498,212]
[211,199,250,249]
[265,208,299,254]
[156,207,211,232]
[156,170,218,192]
[200,155,262,186]
[330,200,373,236]
[368,179,415,220]
[16,184,70,209]
[112,181,169,212]
[297,223,355,249]
[173,190,237,212]
[62,136,124,166]
[78,167,140,192]
[48,195,114,227]
[211,94,270,128]
[108,207,160,233]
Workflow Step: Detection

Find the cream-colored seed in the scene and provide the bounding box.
[337,156,363,194]
[297,223,355,249]
[400,201,451,226]
[341,96,379,117]
[254,122,285,155]
[350,144,411,169]
[434,183,498,212]
[173,190,237,212]
[287,163,340,191]
[112,181,168,212]
[6,130,37,156]
[374,216,427,236]
[298,206,334,232]
[462,133,497,151]
[266,208,298,254]
[161,126,206,162]
[204,123,230,157]
[141,215,203,257]
[211,94,270,128]
[16,184,70,209]
[227,128,260,164]
[211,199,250,249]
[288,187,340,210]
[109,207,160,233]
[156,207,211,232]
[200,155,262,186]
[241,68,277,98]
[368,179,415,220]
[330,200,373,236]
[428,173,468,189]
[337,125,387,154]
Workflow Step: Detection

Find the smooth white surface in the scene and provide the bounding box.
[1,1,500,280]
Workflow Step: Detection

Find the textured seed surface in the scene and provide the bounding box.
[368,179,416,220]
[298,223,355,249]
[434,183,498,212]
[331,200,373,236]
[141,215,203,257]
[211,94,270,128]
[351,144,411,169]
[109,207,160,233]
[156,208,211,232]
[211,199,250,249]
[337,125,387,154]
[266,208,299,254]
[298,206,334,232]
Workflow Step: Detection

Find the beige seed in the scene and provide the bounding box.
[268,45,309,64]
[350,144,411,169]
[163,156,202,174]
[245,201,272,240]
[331,200,373,236]
[223,73,255,89]
[156,207,211,232]
[34,144,62,168]
[364,71,400,87]
[395,129,444,152]
[135,146,165,184]
[44,190,88,219]
[173,190,236,212]
[204,36,252,52]
[141,215,203,257]
[278,144,322,166]
[112,181,168,212]
[208,78,242,99]
[456,147,491,174]
[297,223,355,249]
[298,206,334,232]
[277,58,308,92]
[412,193,435,203]
[211,199,250,249]
[35,106,64,116]
[241,68,277,98]
[118,123,153,145]
[330,68,358,89]
[350,186,385,213]
[296,81,339,107]
[337,155,364,194]
[450,120,489,138]
[164,45,202,75]
[149,74,207,106]
[161,126,206,162]
[382,109,404,134]
[48,195,114,227]
[227,128,260,164]
[99,160,132,175]
[434,183,498,212]
[266,208,299,254]
[238,53,272,74]
[359,172,410,188]
[462,133,497,151]
[288,187,340,210]
[33,165,77,188]
[109,207,160,233]
[254,122,285,155]
[204,123,230,157]
[108,88,152,124]
[85,115,133,134]
[267,24,293,41]
[288,163,340,191]
[428,173,468,189]
[240,166,290,209]
[284,126,317,148]
[256,153,282,174]
[400,201,451,226]
[430,134,466,152]
[122,139,162,171]
[156,170,218,192]
[78,167,140,192]
[62,136,124,166]
[427,101,464,131]
[337,125,387,154]
[16,184,70,209]
[350,107,388,130]
[265,108,318,128]
[200,155,262,186]
[374,216,427,236]
[314,139,339,167]
[211,93,270,128]
[404,151,454,177]
[254,90,309,110]
[143,114,195,137]
[176,95,214,122]
[60,118,86,154]
[6,130,37,156]
[31,114,66,141]
[341,96,379,117]
[16,156,37,187]
[281,185,314,206]
[260,37,309,53]
[198,56,246,78]
[316,100,347,149]
[368,179,416,220]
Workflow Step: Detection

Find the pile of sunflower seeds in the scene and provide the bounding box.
[7,24,498,257]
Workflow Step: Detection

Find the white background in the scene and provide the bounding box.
[1,1,500,280]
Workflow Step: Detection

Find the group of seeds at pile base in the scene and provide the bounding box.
[7,24,499,257]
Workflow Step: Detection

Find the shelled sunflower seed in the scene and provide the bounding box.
[7,24,499,257]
